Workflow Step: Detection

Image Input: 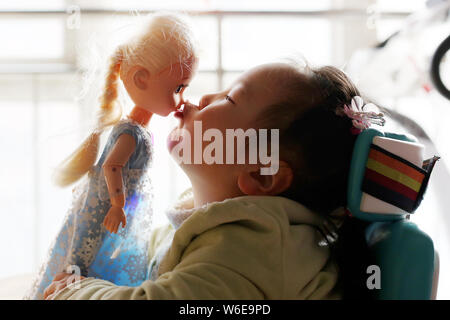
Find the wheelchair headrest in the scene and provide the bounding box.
[347,128,439,222]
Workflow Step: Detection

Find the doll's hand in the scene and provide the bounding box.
[103,206,127,234]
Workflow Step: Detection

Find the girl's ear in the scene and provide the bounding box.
[237,160,293,196]
[131,66,150,90]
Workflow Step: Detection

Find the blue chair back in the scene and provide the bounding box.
[347,128,439,299]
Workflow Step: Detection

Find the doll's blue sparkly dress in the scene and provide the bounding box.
[24,118,154,300]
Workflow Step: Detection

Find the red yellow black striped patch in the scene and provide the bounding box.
[361,144,438,213]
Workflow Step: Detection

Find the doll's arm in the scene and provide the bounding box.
[102,133,136,208]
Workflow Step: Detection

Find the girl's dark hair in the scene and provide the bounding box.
[259,63,374,299]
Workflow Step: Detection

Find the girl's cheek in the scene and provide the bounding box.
[198,112,221,132]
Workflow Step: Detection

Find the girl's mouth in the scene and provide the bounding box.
[173,101,198,126]
[174,109,183,119]
[174,102,186,119]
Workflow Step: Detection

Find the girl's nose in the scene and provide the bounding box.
[184,101,199,110]
[199,94,213,110]
[182,101,199,118]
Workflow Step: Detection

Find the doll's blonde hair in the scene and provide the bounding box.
[53,12,198,187]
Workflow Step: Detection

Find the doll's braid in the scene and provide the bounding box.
[52,48,124,187]
[96,47,124,131]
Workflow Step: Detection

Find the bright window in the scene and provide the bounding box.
[1,0,448,300]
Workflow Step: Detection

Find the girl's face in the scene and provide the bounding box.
[168,63,286,179]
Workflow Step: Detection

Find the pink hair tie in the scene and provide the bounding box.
[337,96,386,135]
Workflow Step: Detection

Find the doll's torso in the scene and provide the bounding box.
[97,118,153,170]
[24,118,155,299]
[84,118,155,282]
[90,118,154,203]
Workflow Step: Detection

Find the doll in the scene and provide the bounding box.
[24,12,198,300]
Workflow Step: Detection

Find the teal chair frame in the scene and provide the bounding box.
[347,128,438,299]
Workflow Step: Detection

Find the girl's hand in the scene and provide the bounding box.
[103,206,127,234]
[44,272,86,300]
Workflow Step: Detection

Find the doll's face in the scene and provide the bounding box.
[122,58,197,116]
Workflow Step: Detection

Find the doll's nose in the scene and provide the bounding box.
[176,94,186,110]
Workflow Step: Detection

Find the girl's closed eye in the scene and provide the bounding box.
[225,95,235,104]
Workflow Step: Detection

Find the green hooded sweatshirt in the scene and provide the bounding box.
[53,191,341,300]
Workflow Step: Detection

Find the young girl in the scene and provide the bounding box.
[25,12,198,300]
[44,61,378,300]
